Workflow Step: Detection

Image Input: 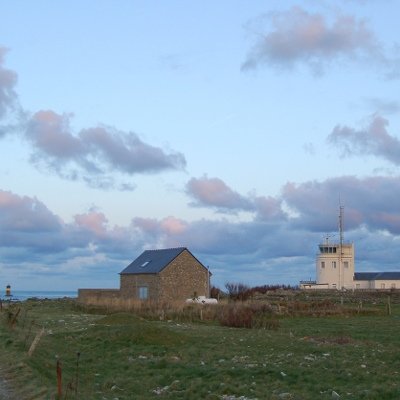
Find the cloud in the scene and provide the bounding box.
[328,114,400,166]
[0,190,143,267]
[186,176,286,221]
[0,49,186,190]
[242,7,397,76]
[282,175,400,234]
[3,178,400,289]
[0,47,17,119]
[366,98,400,115]
[23,110,186,189]
[0,190,61,233]
[186,176,253,212]
[80,126,186,173]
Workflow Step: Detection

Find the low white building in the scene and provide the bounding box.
[300,207,400,290]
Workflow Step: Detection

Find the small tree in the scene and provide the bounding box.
[225,282,251,301]
[210,286,224,300]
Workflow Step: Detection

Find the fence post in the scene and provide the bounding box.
[75,352,81,399]
[56,358,62,398]
[28,327,45,357]
[387,295,392,316]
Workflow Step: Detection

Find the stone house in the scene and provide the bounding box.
[119,247,211,302]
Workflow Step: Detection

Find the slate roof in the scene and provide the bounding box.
[354,272,400,281]
[120,247,206,275]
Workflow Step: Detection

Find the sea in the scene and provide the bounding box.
[0,290,77,302]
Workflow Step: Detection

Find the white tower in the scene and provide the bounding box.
[316,206,355,289]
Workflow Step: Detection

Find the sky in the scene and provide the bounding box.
[0,0,400,291]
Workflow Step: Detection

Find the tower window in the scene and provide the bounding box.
[321,261,325,269]
[332,261,337,268]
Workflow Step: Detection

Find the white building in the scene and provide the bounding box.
[300,207,400,290]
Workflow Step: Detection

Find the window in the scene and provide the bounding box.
[140,261,150,268]
[332,284,337,289]
[332,261,337,269]
[391,283,396,289]
[138,286,148,300]
[321,261,325,269]
[381,283,385,289]
[344,261,349,269]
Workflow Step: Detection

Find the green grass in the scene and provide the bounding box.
[1,297,400,399]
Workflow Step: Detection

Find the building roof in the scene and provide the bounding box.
[120,247,206,275]
[354,272,400,281]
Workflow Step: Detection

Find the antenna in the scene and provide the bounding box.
[339,204,344,247]
[338,203,344,290]
[324,233,335,244]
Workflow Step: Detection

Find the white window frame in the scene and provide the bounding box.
[138,286,148,300]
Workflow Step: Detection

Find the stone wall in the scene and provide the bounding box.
[119,274,160,300]
[158,249,210,302]
[77,289,121,307]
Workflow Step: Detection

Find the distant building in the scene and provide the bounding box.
[119,247,211,302]
[78,247,211,304]
[300,207,400,290]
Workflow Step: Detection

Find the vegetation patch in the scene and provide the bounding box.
[0,292,400,399]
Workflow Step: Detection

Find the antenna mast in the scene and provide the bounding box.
[339,205,344,247]
[338,204,344,289]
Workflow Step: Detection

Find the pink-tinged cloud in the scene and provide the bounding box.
[23,110,186,188]
[0,190,61,232]
[2,185,400,287]
[132,217,161,234]
[160,216,187,235]
[0,47,17,119]
[328,115,400,166]
[27,111,85,159]
[186,176,287,220]
[81,127,186,173]
[74,211,109,236]
[242,7,390,75]
[186,176,253,211]
[282,175,400,234]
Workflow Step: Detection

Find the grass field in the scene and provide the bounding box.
[1,292,400,399]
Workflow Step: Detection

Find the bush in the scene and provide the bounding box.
[225,282,251,301]
[217,303,279,330]
[210,286,225,300]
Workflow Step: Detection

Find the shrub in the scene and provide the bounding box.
[225,282,251,301]
[210,286,225,300]
[217,303,279,330]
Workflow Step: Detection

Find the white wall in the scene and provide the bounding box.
[316,243,354,289]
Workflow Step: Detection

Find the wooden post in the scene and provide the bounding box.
[10,308,21,329]
[387,295,392,316]
[28,327,45,357]
[56,359,62,398]
[75,352,81,399]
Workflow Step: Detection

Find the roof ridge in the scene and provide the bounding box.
[149,247,186,251]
